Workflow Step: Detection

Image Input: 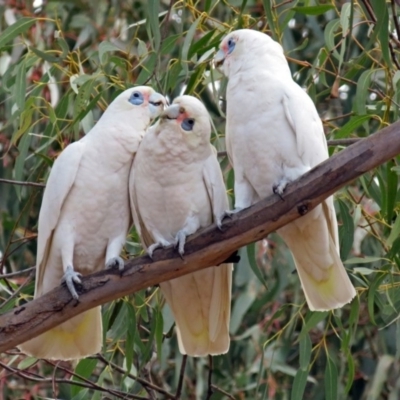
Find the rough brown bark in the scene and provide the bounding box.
[1,120,400,353]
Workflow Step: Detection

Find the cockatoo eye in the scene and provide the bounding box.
[129,91,144,105]
[227,38,236,54]
[181,118,195,131]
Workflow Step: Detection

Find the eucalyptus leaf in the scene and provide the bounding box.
[0,17,35,49]
[292,5,334,15]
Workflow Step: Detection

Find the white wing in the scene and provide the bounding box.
[128,160,141,236]
[282,83,328,168]
[280,83,356,309]
[202,145,229,223]
[35,140,86,293]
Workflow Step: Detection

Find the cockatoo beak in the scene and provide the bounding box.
[162,104,180,120]
[214,48,225,68]
[149,92,166,119]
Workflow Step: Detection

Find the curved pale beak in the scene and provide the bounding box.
[214,48,225,68]
[149,92,167,119]
[162,103,180,120]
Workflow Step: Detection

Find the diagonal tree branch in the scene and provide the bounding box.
[1,120,400,353]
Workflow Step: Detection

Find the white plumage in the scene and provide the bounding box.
[19,86,166,360]
[215,29,356,311]
[130,95,232,356]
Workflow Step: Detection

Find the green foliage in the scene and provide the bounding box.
[1,0,400,399]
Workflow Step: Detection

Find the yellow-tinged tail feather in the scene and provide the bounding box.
[18,306,102,360]
[161,263,232,357]
[278,202,356,311]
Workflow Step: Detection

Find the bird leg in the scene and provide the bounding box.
[206,355,214,400]
[61,265,82,300]
[174,230,187,257]
[222,185,253,221]
[175,355,187,399]
[105,236,126,271]
[105,256,125,271]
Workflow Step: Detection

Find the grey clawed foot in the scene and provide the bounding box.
[222,208,243,221]
[174,230,186,258]
[216,216,224,232]
[273,181,288,200]
[147,240,172,259]
[147,242,163,259]
[105,256,125,271]
[223,210,234,220]
[61,265,82,300]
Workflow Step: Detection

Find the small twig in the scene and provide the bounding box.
[142,362,157,400]
[95,354,176,399]
[361,0,377,23]
[391,50,400,70]
[3,239,35,262]
[389,40,400,69]
[328,138,361,146]
[211,384,236,400]
[0,178,45,188]
[175,355,187,400]
[391,0,400,46]
[323,112,354,122]
[206,355,213,400]
[142,365,157,400]
[144,386,157,400]
[0,266,35,279]
[52,362,58,398]
[11,235,37,244]
[273,0,293,8]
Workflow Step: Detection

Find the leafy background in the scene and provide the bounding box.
[1,0,400,399]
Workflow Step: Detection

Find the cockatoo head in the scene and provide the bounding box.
[214,29,287,77]
[107,86,167,122]
[159,95,211,149]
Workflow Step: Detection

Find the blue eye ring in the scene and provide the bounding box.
[129,91,144,105]
[181,118,195,131]
[227,38,235,54]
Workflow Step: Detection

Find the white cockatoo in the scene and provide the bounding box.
[214,29,356,311]
[19,86,166,360]
[129,95,232,356]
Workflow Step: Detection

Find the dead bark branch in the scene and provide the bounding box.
[1,120,400,353]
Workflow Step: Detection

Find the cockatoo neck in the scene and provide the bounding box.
[227,52,292,80]
[91,108,150,154]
